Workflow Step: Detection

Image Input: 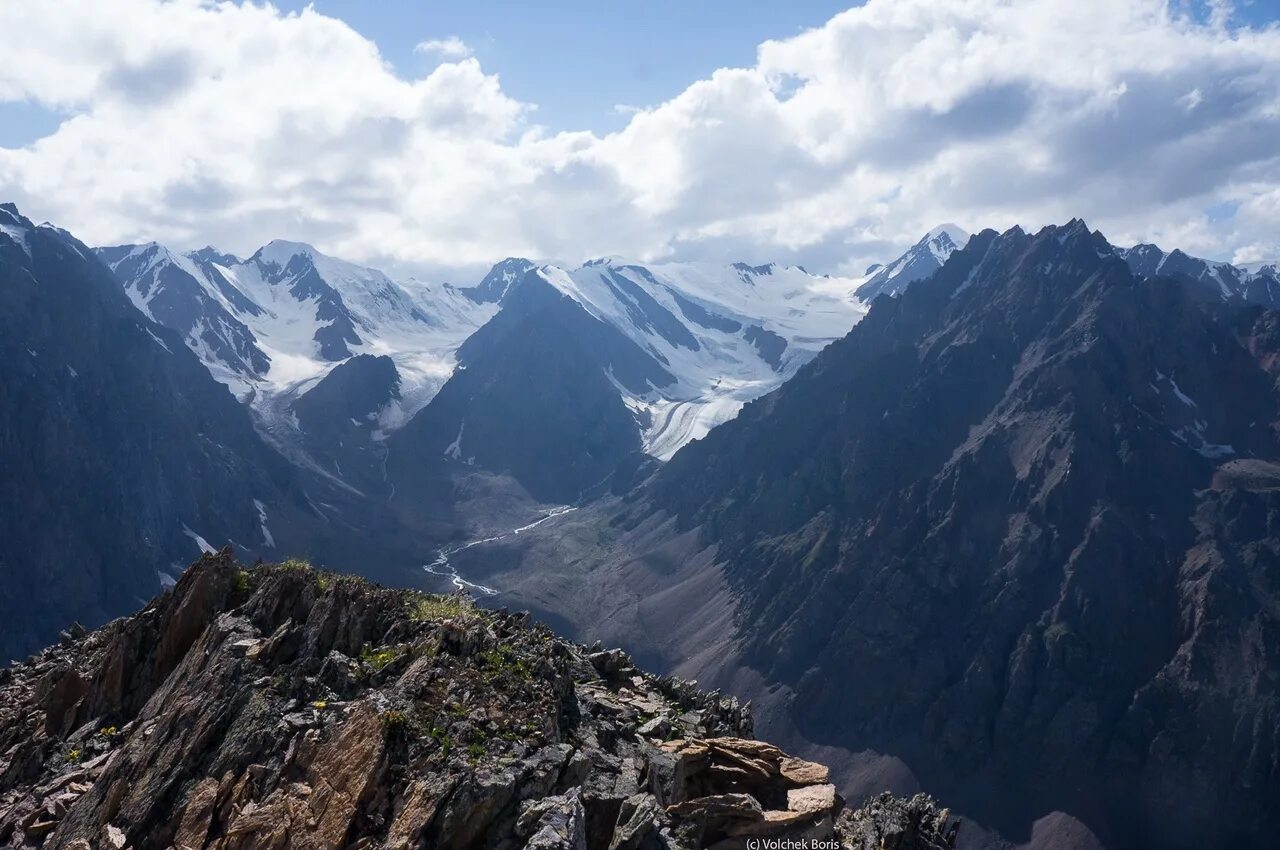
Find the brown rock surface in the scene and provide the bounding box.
[0,552,957,849]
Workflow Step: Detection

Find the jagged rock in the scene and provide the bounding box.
[666,793,764,846]
[518,789,588,850]
[636,716,670,739]
[171,777,219,849]
[304,703,387,845]
[0,554,948,850]
[608,793,663,850]
[588,650,635,677]
[839,793,958,850]
[385,775,456,848]
[101,823,127,848]
[227,638,263,658]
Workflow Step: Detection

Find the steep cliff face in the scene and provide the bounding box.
[0,553,956,850]
[640,222,1280,848]
[291,354,403,487]
[389,274,650,505]
[449,222,1280,849]
[0,204,303,664]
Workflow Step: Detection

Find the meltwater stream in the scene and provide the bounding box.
[422,505,578,596]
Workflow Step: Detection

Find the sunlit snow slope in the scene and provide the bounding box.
[97,241,496,439]
[535,259,868,459]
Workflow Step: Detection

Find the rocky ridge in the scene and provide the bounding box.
[0,552,955,850]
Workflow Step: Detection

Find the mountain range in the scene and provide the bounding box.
[440,220,1280,850]
[3,200,1279,849]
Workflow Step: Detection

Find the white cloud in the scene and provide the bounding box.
[0,0,1278,278]
[414,36,473,62]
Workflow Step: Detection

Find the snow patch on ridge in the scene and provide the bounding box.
[182,523,216,555]
[253,499,275,548]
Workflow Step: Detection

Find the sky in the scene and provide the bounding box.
[1,0,1279,281]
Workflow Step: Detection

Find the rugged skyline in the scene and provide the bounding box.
[2,1,1280,279]
[2,4,1278,849]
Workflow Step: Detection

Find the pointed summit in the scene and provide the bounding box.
[925,223,970,245]
[463,257,536,303]
[251,239,320,269]
[856,224,971,302]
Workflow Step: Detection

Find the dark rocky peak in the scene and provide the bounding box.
[463,257,537,304]
[248,239,318,279]
[0,203,32,234]
[0,218,301,662]
[393,268,665,502]
[731,262,776,277]
[293,354,400,430]
[458,269,676,394]
[1116,242,1168,277]
[0,208,34,259]
[0,552,956,850]
[289,355,403,485]
[642,215,1280,848]
[855,224,971,302]
[187,245,242,267]
[1115,241,1280,309]
[851,221,1111,353]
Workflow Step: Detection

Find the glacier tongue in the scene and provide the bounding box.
[101,228,1016,468]
[535,258,868,459]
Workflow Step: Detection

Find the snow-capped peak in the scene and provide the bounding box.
[925,223,969,246]
[0,203,33,255]
[463,257,536,304]
[189,245,241,266]
[1238,259,1280,275]
[1116,241,1280,307]
[0,203,28,228]
[99,236,500,461]
[252,239,319,268]
[530,258,867,458]
[856,224,972,301]
[922,224,969,264]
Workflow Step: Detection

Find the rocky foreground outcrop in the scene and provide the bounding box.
[0,551,956,850]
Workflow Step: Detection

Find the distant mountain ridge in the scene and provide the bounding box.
[642,219,1280,848]
[445,218,1280,850]
[1115,242,1280,307]
[5,198,1280,849]
[99,224,1004,479]
[96,239,496,490]
[854,227,1280,313]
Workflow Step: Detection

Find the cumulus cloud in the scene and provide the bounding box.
[0,0,1278,278]
[414,36,473,62]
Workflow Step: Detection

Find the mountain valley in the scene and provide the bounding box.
[3,203,1280,849]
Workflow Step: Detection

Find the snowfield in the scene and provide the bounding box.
[538,259,868,458]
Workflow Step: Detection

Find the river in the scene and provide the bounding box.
[422,504,578,595]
